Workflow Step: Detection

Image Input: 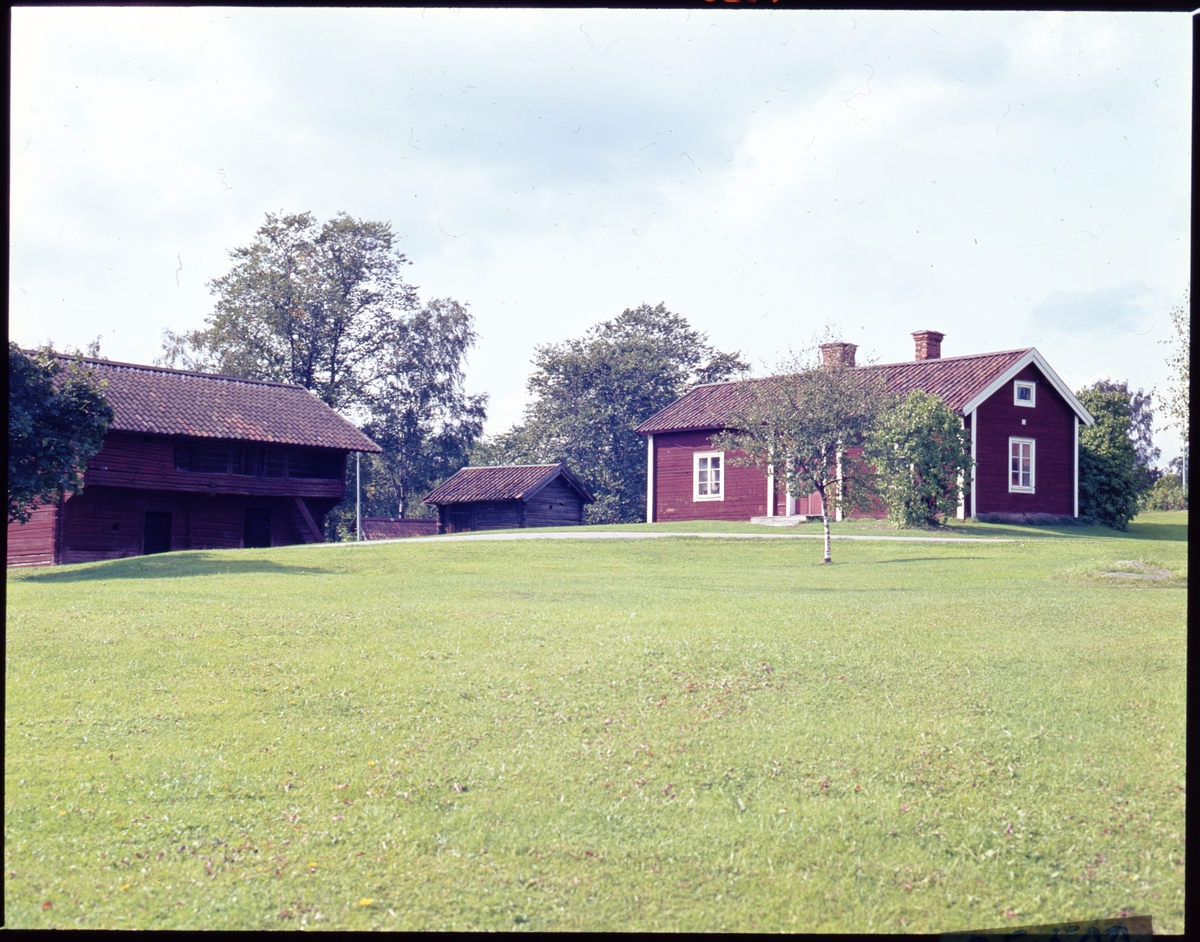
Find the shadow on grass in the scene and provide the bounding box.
[16,551,334,583]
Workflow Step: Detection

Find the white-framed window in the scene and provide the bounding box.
[693,451,724,501]
[1014,380,1036,408]
[1009,438,1035,492]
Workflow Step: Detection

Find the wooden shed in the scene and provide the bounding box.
[6,355,380,567]
[423,464,595,533]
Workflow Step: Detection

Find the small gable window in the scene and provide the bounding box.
[1014,381,1036,408]
[694,451,724,501]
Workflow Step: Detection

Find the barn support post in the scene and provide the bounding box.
[356,451,362,542]
[767,463,775,517]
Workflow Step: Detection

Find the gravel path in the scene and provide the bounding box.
[329,530,1014,546]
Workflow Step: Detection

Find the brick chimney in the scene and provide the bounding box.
[912,330,945,361]
[820,342,857,370]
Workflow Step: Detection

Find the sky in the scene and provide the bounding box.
[9,7,1191,462]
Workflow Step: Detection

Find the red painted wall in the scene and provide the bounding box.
[652,430,769,521]
[85,432,346,499]
[6,500,60,567]
[55,487,320,563]
[651,431,829,522]
[974,364,1075,516]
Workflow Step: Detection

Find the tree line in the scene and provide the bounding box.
[9,211,1190,543]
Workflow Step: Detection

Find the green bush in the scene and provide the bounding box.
[1143,475,1188,511]
[1076,387,1141,530]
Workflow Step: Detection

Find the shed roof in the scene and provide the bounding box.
[49,355,380,452]
[424,463,595,505]
[635,347,1092,433]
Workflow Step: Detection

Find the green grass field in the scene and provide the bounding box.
[5,513,1187,931]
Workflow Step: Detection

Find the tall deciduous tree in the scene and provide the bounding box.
[8,344,113,524]
[1084,379,1160,495]
[863,390,973,528]
[491,303,748,523]
[161,212,487,536]
[161,211,419,412]
[361,298,488,518]
[1162,292,1189,482]
[714,352,890,564]
[1076,385,1141,530]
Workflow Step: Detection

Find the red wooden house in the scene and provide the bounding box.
[6,356,380,567]
[635,331,1095,525]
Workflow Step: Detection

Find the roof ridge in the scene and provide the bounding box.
[677,348,1033,391]
[44,353,308,391]
[459,463,560,470]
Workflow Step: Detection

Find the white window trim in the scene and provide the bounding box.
[693,450,725,501]
[646,435,655,523]
[1008,437,1036,493]
[1014,380,1036,408]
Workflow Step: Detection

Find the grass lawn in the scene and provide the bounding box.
[5,512,1186,931]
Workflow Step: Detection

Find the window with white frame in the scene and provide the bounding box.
[1009,438,1035,492]
[694,451,724,500]
[1014,380,1036,407]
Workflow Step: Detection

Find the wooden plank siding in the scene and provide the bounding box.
[45,487,333,564]
[974,364,1075,516]
[5,500,61,567]
[438,501,524,533]
[83,432,346,499]
[523,478,587,528]
[653,430,830,522]
[652,430,769,522]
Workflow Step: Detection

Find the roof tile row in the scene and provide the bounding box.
[635,349,1031,434]
[53,356,380,452]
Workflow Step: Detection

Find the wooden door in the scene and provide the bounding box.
[143,512,172,555]
[244,508,271,548]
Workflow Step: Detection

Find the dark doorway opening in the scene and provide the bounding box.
[447,511,473,533]
[244,508,272,548]
[143,512,172,555]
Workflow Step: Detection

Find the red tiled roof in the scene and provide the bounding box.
[424,463,595,505]
[360,518,438,540]
[51,355,381,452]
[635,349,1032,434]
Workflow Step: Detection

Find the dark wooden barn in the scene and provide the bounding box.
[424,464,595,533]
[6,356,380,567]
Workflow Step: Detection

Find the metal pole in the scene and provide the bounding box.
[356,451,362,542]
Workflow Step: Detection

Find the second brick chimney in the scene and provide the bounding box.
[912,330,945,361]
[820,342,858,370]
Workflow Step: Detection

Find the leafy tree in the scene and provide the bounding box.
[361,298,487,518]
[492,303,748,524]
[1085,379,1160,496]
[8,344,114,524]
[161,211,420,412]
[1161,291,1189,448]
[1143,474,1187,511]
[714,351,890,564]
[862,390,972,528]
[1076,386,1140,530]
[161,212,487,537]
